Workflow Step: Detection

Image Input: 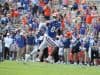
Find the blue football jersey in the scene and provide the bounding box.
[47,20,61,38]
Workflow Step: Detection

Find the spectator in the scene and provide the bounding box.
[63,31,71,63]
[75,0,80,4]
[26,31,35,54]
[10,39,18,60]
[15,32,26,60]
[0,3,3,15]
[3,2,9,16]
[44,0,49,4]
[0,15,9,25]
[71,37,81,64]
[0,35,3,61]
[4,33,13,60]
[84,37,90,65]
[72,2,78,10]
[38,0,46,14]
[43,4,51,20]
[91,40,99,65]
[32,4,38,17]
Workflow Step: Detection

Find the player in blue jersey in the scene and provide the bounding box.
[37,19,61,62]
[47,20,61,38]
[25,16,61,62]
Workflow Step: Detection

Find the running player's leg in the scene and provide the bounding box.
[25,35,47,62]
[25,45,38,62]
[46,36,59,47]
[30,45,39,62]
[46,36,59,63]
[38,35,48,61]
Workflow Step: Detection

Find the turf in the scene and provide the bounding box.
[0,61,100,75]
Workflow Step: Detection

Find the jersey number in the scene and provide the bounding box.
[51,26,56,32]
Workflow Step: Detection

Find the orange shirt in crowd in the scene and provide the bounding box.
[75,0,80,4]
[44,6,51,16]
[39,0,45,7]
[86,15,93,24]
[81,0,86,4]
[10,11,14,17]
[14,10,19,17]
[10,10,19,17]
[65,31,72,38]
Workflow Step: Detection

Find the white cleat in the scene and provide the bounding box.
[25,54,30,62]
[74,62,77,65]
[46,56,54,64]
[35,58,40,62]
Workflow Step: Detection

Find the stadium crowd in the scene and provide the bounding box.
[0,0,100,66]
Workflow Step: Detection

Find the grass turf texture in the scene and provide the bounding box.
[0,61,100,75]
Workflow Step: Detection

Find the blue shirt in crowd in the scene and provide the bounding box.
[15,35,26,48]
[26,35,35,45]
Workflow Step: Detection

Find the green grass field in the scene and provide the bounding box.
[0,61,100,75]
